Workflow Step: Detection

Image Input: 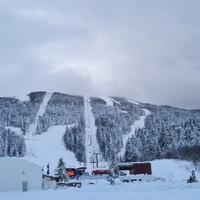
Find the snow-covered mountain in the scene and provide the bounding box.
[0,91,200,170]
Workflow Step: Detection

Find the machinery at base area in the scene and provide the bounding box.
[56,181,82,189]
[65,167,112,178]
[65,167,87,178]
[187,170,198,184]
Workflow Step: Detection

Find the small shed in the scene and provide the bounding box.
[0,158,42,192]
[42,174,57,190]
[117,162,152,176]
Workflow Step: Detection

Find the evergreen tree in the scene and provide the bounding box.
[55,158,66,182]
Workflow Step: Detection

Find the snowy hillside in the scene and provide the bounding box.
[0,91,200,171]
[118,108,151,158]
[24,125,81,173]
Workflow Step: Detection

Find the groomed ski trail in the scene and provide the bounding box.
[27,92,52,136]
[25,92,52,158]
[84,96,105,171]
[24,125,80,174]
[100,97,114,106]
[119,109,151,158]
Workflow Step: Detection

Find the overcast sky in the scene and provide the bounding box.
[0,0,200,109]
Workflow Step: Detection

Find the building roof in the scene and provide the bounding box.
[117,162,151,166]
[0,157,42,170]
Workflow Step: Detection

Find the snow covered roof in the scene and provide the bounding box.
[0,157,42,170]
[117,161,151,166]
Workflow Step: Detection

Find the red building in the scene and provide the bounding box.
[117,162,152,175]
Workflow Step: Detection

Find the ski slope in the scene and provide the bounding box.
[27,92,52,136]
[100,97,114,106]
[84,97,106,171]
[119,109,151,157]
[24,92,80,173]
[126,98,140,105]
[110,97,120,104]
[24,125,80,174]
[5,126,23,136]
[25,92,52,161]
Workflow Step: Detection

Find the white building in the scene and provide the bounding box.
[42,175,57,190]
[0,157,42,192]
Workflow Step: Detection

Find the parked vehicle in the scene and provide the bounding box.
[187,170,198,184]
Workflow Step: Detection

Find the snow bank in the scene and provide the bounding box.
[152,159,197,182]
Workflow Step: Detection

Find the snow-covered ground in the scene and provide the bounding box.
[119,109,151,157]
[152,159,197,182]
[2,181,200,200]
[1,182,200,200]
[1,159,199,200]
[24,125,81,174]
[84,97,106,171]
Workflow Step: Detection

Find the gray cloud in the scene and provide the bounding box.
[0,0,200,109]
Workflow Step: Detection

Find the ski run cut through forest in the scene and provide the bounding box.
[1,91,200,199]
[2,92,153,171]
